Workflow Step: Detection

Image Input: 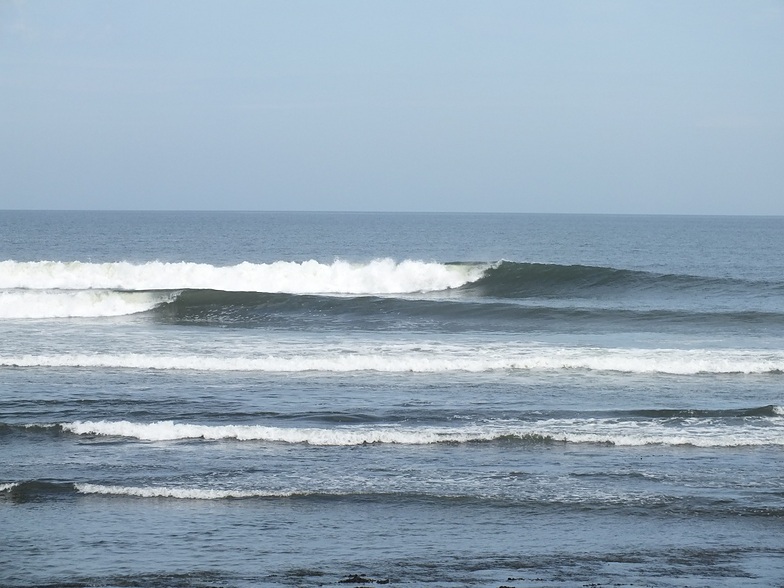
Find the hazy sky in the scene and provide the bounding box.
[2,1,783,213]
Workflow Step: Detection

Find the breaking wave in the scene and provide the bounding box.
[0,259,484,295]
[3,480,781,519]
[0,289,177,319]
[2,259,782,320]
[76,484,290,500]
[56,416,784,447]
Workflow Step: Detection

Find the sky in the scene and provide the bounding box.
[1,1,783,214]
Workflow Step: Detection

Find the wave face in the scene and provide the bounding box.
[464,262,648,298]
[460,261,783,299]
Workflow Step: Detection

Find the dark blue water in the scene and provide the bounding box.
[1,212,783,587]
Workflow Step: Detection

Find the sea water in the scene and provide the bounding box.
[1,211,783,587]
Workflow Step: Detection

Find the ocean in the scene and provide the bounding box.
[1,211,783,588]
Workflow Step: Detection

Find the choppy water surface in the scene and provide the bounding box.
[2,212,783,587]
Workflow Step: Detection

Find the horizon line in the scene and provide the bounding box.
[2,209,783,218]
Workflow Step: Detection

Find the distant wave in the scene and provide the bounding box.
[2,259,782,320]
[52,415,784,447]
[3,347,783,375]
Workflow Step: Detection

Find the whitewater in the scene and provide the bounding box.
[53,413,784,446]
[0,258,485,294]
[0,258,489,319]
[3,346,784,374]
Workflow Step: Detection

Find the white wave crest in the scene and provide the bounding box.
[62,420,487,445]
[3,347,784,375]
[0,289,176,319]
[0,482,18,492]
[75,483,289,500]
[0,259,483,294]
[60,419,784,447]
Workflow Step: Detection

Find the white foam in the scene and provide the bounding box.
[3,346,784,375]
[0,259,483,294]
[62,420,488,445]
[0,482,18,492]
[0,289,175,318]
[774,406,784,416]
[60,419,784,447]
[75,483,288,500]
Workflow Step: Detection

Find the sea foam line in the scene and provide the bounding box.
[0,259,484,294]
[75,483,290,500]
[3,348,784,375]
[60,419,784,447]
[62,420,489,445]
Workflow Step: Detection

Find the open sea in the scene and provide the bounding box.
[1,211,783,588]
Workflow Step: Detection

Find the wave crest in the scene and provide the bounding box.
[59,418,784,447]
[75,483,288,500]
[0,259,484,295]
